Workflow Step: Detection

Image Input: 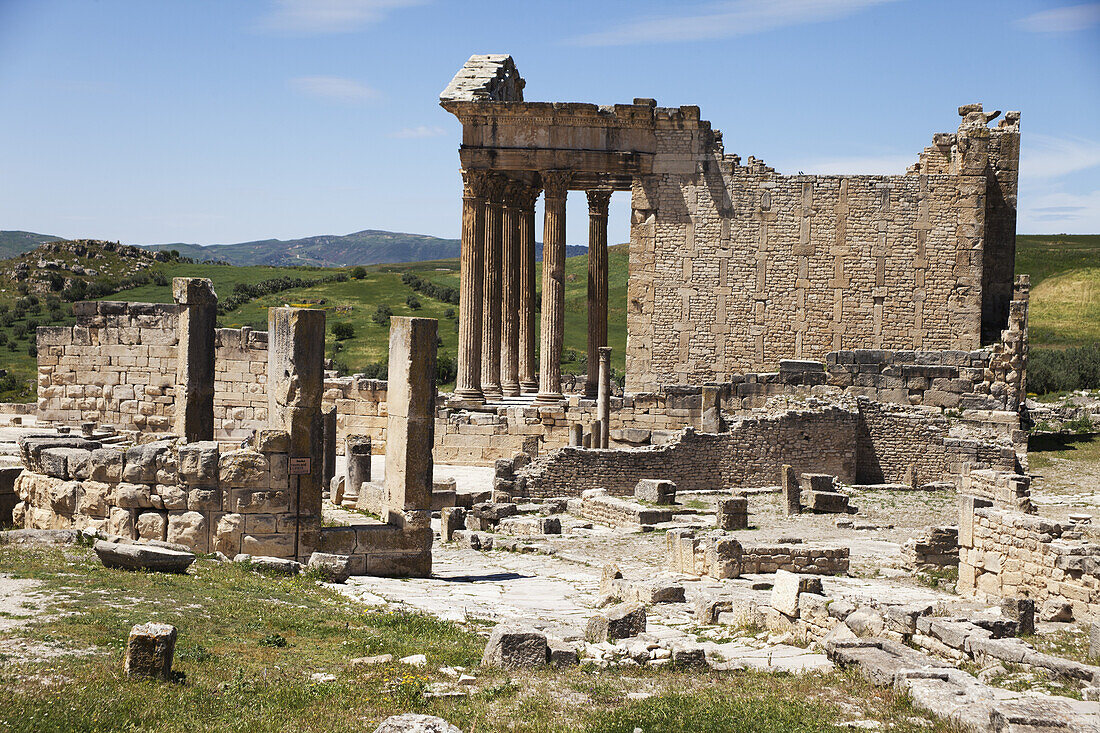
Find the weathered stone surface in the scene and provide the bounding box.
[481,624,547,668]
[845,607,886,638]
[166,511,207,550]
[373,714,462,733]
[805,490,849,514]
[124,622,177,680]
[178,442,219,486]
[634,478,676,505]
[441,507,466,542]
[1039,598,1073,623]
[238,554,301,576]
[95,540,195,573]
[770,570,823,617]
[716,495,748,530]
[307,552,352,583]
[586,601,646,642]
[999,597,1034,636]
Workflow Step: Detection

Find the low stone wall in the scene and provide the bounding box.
[12,431,318,561]
[314,522,431,577]
[740,544,850,575]
[666,529,849,578]
[566,490,674,529]
[957,496,1100,620]
[520,404,860,498]
[901,525,959,569]
[960,466,1031,512]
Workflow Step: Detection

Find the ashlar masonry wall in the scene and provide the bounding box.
[626,106,1020,392]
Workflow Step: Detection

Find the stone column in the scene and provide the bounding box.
[481,175,506,401]
[517,184,540,393]
[268,307,326,560]
[536,171,570,403]
[172,277,217,442]
[454,170,488,404]
[500,181,522,397]
[322,406,336,490]
[585,189,611,399]
[384,316,437,528]
[345,435,371,496]
[781,464,801,516]
[597,346,612,449]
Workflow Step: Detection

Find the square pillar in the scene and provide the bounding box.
[384,316,437,527]
[267,307,325,560]
[173,278,217,442]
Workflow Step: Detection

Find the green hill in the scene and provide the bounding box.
[0,231,65,260]
[1016,235,1100,347]
[141,229,586,268]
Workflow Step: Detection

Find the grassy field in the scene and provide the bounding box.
[1016,235,1100,348]
[0,543,958,733]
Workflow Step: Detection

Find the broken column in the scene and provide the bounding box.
[267,307,325,561]
[384,317,436,534]
[596,346,611,449]
[781,464,801,515]
[345,435,372,501]
[173,278,217,442]
[124,622,177,680]
[322,406,336,491]
[569,423,583,446]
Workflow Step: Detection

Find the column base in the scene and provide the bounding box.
[534,391,564,404]
[482,385,504,401]
[448,389,484,408]
[519,379,538,393]
[501,381,521,397]
[583,382,598,400]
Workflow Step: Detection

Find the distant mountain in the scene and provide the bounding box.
[142,229,587,267]
[0,230,65,259]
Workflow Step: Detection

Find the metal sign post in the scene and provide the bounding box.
[289,457,312,560]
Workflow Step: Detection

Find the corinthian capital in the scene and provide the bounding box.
[461,169,491,200]
[586,189,612,215]
[541,170,571,201]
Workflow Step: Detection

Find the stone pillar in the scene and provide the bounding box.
[517,184,540,393]
[384,316,437,529]
[267,307,325,560]
[597,346,612,449]
[345,435,371,497]
[454,170,488,404]
[569,423,583,446]
[172,278,217,442]
[781,464,801,515]
[536,171,570,403]
[585,189,611,399]
[481,175,506,401]
[500,181,522,397]
[700,385,723,432]
[322,406,336,490]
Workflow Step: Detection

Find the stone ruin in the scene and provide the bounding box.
[10,52,1100,731]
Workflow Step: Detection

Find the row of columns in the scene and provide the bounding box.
[454,169,612,405]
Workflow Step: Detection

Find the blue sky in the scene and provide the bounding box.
[1,0,1098,248]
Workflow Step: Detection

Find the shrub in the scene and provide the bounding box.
[26,344,36,357]
[360,360,388,380]
[436,353,457,384]
[12,325,26,339]
[0,333,8,345]
[401,271,460,305]
[331,322,355,340]
[350,266,367,280]
[1028,344,1100,395]
[405,295,421,310]
[6,342,15,352]
[444,307,455,319]
[152,271,168,286]
[372,304,394,327]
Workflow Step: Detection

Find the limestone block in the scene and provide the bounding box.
[585,602,646,642]
[167,511,207,551]
[307,552,352,583]
[157,483,188,511]
[441,507,466,542]
[77,480,110,518]
[241,533,293,559]
[112,482,154,509]
[178,441,219,486]
[48,479,80,516]
[1001,597,1035,636]
[213,513,243,556]
[771,570,823,617]
[634,479,676,505]
[372,714,461,733]
[108,507,135,539]
[95,540,194,573]
[716,496,748,530]
[124,622,177,680]
[123,441,172,484]
[481,624,548,668]
[1040,599,1073,623]
[135,511,168,542]
[219,450,269,488]
[187,487,220,512]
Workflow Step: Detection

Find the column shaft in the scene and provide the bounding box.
[585,190,611,399]
[500,182,522,397]
[481,176,505,400]
[518,185,540,393]
[536,172,570,403]
[454,170,487,403]
[597,346,612,448]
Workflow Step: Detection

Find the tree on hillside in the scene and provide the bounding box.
[332,322,355,340]
[372,304,393,327]
[406,295,421,310]
[350,266,367,280]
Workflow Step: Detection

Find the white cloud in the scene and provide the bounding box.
[389,125,447,139]
[259,0,426,34]
[1015,3,1100,32]
[1018,189,1100,233]
[289,75,378,103]
[572,0,897,46]
[1021,134,1100,180]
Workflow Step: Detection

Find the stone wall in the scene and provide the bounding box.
[626,106,1020,392]
[37,303,270,439]
[519,404,861,499]
[12,431,309,560]
[957,496,1100,620]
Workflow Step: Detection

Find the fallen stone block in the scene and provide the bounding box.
[481,624,548,668]
[547,639,580,667]
[94,540,195,573]
[373,713,462,733]
[770,570,823,618]
[308,552,352,583]
[237,554,301,576]
[586,601,646,643]
[124,622,177,680]
[1039,598,1073,623]
[845,607,885,638]
[804,491,849,514]
[634,479,676,505]
[716,495,748,530]
[440,507,465,542]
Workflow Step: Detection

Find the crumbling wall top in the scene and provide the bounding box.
[440,54,525,103]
